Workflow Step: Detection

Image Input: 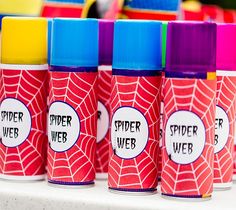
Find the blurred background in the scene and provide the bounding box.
[200,0,236,9]
[0,1,236,18]
[0,0,236,28]
[0,0,235,58]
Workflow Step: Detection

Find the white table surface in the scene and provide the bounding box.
[0,180,236,210]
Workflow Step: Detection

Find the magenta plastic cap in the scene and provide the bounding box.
[217,24,236,70]
[166,21,217,75]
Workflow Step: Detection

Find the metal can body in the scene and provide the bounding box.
[0,64,48,180]
[214,71,236,189]
[158,72,165,181]
[96,66,112,179]
[47,70,97,186]
[162,77,216,199]
[108,72,162,193]
[234,125,236,181]
[234,143,236,181]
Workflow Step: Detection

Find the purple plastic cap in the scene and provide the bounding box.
[166,21,217,75]
[217,24,236,70]
[99,20,114,65]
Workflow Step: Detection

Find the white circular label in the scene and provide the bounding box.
[1,98,31,147]
[48,102,80,152]
[111,107,149,159]
[214,106,229,154]
[165,111,205,164]
[97,101,109,143]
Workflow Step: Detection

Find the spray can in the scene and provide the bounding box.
[96,20,114,179]
[234,132,236,181]
[162,22,217,200]
[158,21,168,182]
[47,18,98,187]
[0,17,48,180]
[214,24,236,188]
[108,20,162,194]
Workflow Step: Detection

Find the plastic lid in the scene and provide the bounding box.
[99,20,114,65]
[47,19,52,64]
[162,22,168,69]
[166,21,217,74]
[1,17,47,65]
[113,20,162,71]
[217,24,236,70]
[124,0,180,12]
[51,18,98,67]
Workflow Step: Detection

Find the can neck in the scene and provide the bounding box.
[0,63,48,71]
[112,69,162,77]
[50,65,98,72]
[165,71,216,80]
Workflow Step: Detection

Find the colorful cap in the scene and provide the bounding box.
[124,0,180,12]
[162,22,168,69]
[99,20,114,65]
[51,18,98,67]
[47,19,52,64]
[166,21,217,76]
[1,17,47,65]
[0,0,42,16]
[217,24,236,70]
[113,20,162,71]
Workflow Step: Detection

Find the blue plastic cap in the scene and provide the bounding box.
[47,18,52,64]
[51,18,98,67]
[124,0,180,12]
[113,20,162,71]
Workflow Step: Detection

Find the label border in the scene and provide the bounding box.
[1,97,32,148]
[97,100,109,144]
[214,105,230,154]
[48,101,81,153]
[111,106,150,160]
[164,110,207,165]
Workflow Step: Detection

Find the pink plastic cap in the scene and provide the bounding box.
[217,24,236,70]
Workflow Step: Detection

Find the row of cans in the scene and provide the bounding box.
[0,17,236,200]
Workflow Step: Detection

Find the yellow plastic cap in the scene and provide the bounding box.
[1,17,47,64]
